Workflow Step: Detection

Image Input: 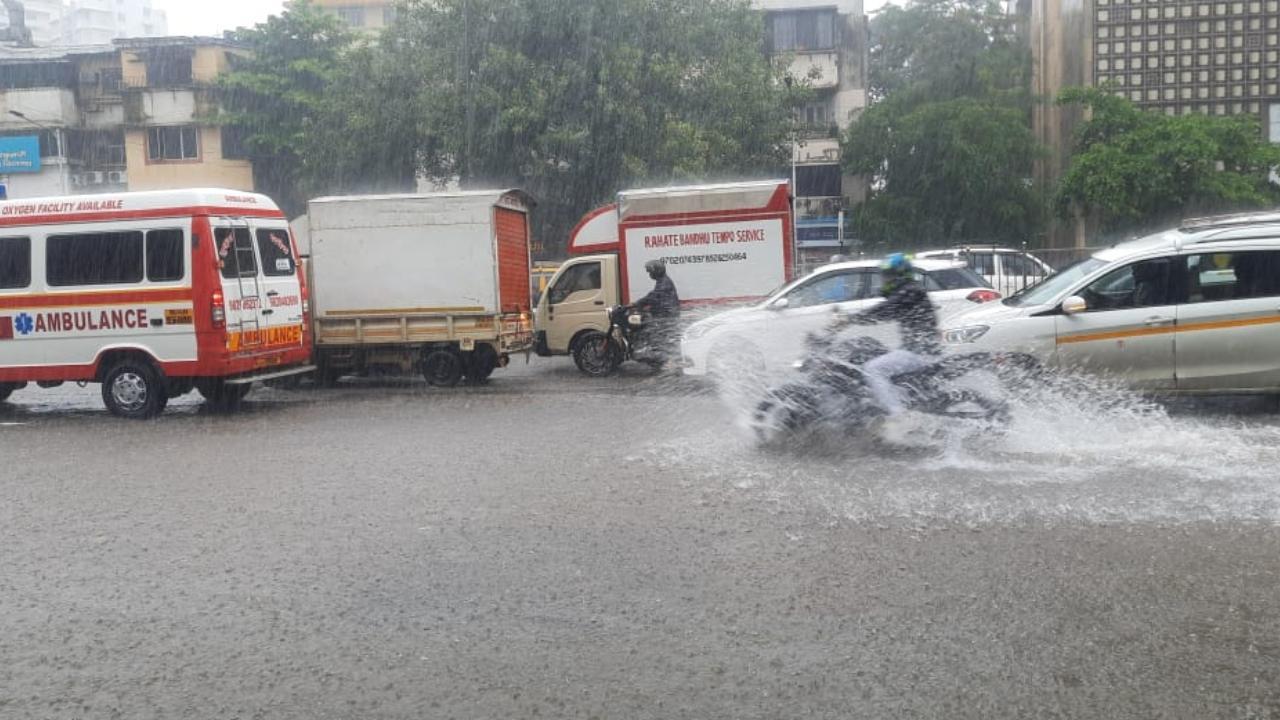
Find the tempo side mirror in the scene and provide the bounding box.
[1061,295,1087,315]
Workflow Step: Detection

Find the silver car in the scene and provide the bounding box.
[941,213,1280,394]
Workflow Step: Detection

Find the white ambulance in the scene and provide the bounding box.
[0,188,313,418]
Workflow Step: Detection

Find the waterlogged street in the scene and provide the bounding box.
[3,359,1280,718]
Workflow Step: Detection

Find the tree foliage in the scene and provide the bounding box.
[1055,87,1280,232]
[384,0,805,254]
[845,0,1041,248]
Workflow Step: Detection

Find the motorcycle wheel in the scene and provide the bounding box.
[751,385,818,444]
[574,332,623,377]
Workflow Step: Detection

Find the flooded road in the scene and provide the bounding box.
[2,359,1279,718]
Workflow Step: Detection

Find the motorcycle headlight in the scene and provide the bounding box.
[943,325,990,344]
[628,314,644,326]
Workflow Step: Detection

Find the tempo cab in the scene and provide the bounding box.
[0,189,312,418]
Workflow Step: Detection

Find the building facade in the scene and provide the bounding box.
[754,0,869,269]
[311,0,397,32]
[1028,0,1280,245]
[0,36,251,200]
[0,0,167,46]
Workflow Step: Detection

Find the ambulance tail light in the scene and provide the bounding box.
[211,290,226,329]
[301,283,310,316]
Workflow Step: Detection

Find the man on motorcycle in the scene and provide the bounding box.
[631,259,680,361]
[830,253,940,417]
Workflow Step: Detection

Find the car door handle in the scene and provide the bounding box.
[1144,316,1174,326]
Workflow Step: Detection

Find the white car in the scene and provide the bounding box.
[917,247,1054,297]
[940,213,1280,394]
[681,258,999,376]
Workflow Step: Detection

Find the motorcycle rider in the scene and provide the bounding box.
[631,259,680,360]
[830,253,940,418]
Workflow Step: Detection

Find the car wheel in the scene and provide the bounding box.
[101,360,167,419]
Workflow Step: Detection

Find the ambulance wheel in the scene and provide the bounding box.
[423,349,464,387]
[196,379,252,410]
[102,361,167,419]
[466,345,498,384]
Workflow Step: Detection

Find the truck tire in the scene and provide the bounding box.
[196,379,253,411]
[101,360,168,420]
[466,345,499,384]
[573,332,622,377]
[423,349,464,387]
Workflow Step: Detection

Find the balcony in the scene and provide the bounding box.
[0,88,78,130]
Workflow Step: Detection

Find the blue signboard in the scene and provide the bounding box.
[796,216,841,246]
[0,136,41,173]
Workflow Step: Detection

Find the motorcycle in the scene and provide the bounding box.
[751,331,1034,444]
[573,305,672,377]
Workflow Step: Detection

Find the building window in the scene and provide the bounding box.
[147,126,199,161]
[144,52,193,87]
[1269,104,1280,142]
[334,6,366,27]
[795,164,842,198]
[769,10,837,52]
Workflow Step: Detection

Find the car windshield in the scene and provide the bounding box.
[1004,256,1108,307]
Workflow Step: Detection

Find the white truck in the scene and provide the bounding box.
[300,190,535,386]
[533,180,795,372]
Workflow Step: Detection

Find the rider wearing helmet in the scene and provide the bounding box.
[832,253,941,417]
[632,259,681,360]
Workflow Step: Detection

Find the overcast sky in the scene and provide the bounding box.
[158,0,288,36]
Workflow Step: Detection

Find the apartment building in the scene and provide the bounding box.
[0,35,251,199]
[754,0,869,268]
[0,0,168,46]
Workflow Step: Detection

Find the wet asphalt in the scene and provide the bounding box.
[2,358,1280,719]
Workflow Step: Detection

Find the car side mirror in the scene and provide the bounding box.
[771,298,790,311]
[1061,295,1087,315]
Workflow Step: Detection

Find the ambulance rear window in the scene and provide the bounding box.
[256,229,295,277]
[47,231,144,287]
[0,236,30,289]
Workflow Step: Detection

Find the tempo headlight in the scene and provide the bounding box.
[943,325,990,344]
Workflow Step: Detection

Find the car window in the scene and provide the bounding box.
[1080,257,1179,311]
[548,262,601,304]
[216,227,258,279]
[1001,254,1041,277]
[963,251,995,275]
[1183,251,1280,303]
[256,229,297,277]
[786,270,861,307]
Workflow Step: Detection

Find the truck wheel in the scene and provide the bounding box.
[423,349,463,387]
[101,360,167,419]
[573,332,622,377]
[466,345,499,384]
[196,379,252,411]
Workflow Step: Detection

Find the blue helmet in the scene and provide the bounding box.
[880,253,914,295]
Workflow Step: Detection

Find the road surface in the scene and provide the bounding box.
[2,358,1279,718]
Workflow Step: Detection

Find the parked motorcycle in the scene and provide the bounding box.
[751,332,1034,444]
[574,305,672,377]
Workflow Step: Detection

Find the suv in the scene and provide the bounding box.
[940,213,1280,394]
[681,258,998,376]
[917,246,1054,297]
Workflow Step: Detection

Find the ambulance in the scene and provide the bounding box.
[0,188,313,418]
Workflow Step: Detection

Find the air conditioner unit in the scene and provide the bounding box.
[107,171,127,184]
[84,171,106,185]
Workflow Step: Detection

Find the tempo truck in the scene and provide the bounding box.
[533,180,794,373]
[301,190,535,386]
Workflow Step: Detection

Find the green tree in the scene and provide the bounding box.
[844,0,1040,248]
[387,0,806,255]
[1055,87,1280,232]
[218,1,359,215]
